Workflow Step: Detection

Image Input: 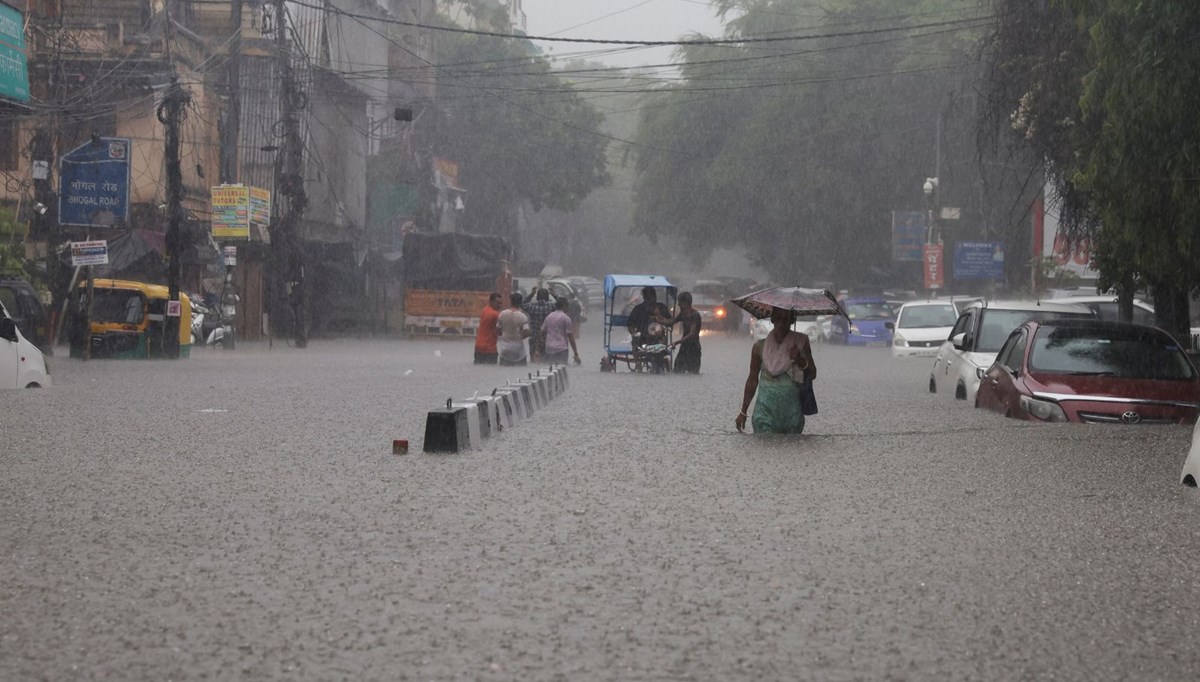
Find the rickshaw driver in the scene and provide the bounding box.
[626,286,672,350]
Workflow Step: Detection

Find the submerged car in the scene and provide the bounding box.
[0,299,51,389]
[930,299,1093,403]
[830,297,895,346]
[691,293,731,332]
[0,276,50,352]
[976,319,1200,424]
[889,301,958,358]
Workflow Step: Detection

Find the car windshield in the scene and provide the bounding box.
[898,304,956,329]
[1029,325,1197,380]
[90,290,145,325]
[845,302,894,320]
[976,309,1091,352]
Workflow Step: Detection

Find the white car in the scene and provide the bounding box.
[1043,295,1156,326]
[1,300,51,389]
[930,300,1092,403]
[889,301,959,358]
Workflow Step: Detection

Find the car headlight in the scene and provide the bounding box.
[976,366,986,380]
[893,334,908,347]
[1019,395,1068,422]
[715,308,726,318]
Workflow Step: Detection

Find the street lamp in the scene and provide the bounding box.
[923,177,939,243]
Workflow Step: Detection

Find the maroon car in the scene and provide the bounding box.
[976,319,1200,424]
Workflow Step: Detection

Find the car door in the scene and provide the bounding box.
[0,307,18,389]
[940,309,977,396]
[933,310,969,389]
[981,328,1026,413]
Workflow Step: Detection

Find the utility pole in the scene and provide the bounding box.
[273,0,308,347]
[220,0,242,184]
[160,78,190,359]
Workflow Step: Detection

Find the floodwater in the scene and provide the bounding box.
[2,331,1199,680]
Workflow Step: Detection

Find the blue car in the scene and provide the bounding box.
[830,297,896,346]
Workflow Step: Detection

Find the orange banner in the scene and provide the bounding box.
[405,289,493,317]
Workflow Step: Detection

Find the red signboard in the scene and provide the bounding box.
[923,243,944,290]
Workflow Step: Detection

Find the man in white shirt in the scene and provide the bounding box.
[497,292,531,365]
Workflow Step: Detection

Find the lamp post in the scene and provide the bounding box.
[922,177,943,292]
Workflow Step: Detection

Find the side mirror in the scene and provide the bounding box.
[0,317,17,342]
[884,321,895,331]
[951,332,966,351]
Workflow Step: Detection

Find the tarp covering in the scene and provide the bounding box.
[402,232,511,291]
[604,274,676,298]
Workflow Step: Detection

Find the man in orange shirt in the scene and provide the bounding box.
[474,292,503,364]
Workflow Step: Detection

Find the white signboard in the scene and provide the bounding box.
[223,245,237,267]
[166,300,182,317]
[1041,182,1099,278]
[70,240,109,267]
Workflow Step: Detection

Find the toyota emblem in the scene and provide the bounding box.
[1120,411,1142,424]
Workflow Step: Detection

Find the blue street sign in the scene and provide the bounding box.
[953,241,1006,280]
[58,137,131,227]
[892,210,927,262]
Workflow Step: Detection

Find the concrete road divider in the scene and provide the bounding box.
[423,399,470,453]
[450,400,486,446]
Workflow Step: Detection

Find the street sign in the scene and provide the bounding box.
[892,211,927,262]
[69,240,109,267]
[223,245,237,267]
[923,243,944,290]
[166,300,182,317]
[0,3,29,103]
[58,138,131,227]
[954,241,1005,280]
[211,185,250,239]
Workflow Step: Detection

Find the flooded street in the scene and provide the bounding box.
[4,334,1200,680]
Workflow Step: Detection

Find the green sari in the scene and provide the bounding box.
[751,340,805,434]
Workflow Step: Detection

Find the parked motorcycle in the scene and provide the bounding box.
[190,295,234,348]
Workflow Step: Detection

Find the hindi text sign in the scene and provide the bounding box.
[59,138,131,227]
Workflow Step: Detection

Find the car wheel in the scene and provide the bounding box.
[928,376,936,393]
[955,383,966,401]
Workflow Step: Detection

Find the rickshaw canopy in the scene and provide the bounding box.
[603,274,676,298]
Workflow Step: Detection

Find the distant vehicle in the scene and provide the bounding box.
[888,301,958,358]
[830,297,895,346]
[930,299,1094,403]
[0,276,50,353]
[976,319,1200,424]
[690,292,730,332]
[0,298,51,389]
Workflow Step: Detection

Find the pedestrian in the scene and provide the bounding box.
[473,292,503,365]
[735,306,817,434]
[498,292,531,366]
[523,287,555,362]
[567,293,584,338]
[670,291,703,374]
[542,296,581,366]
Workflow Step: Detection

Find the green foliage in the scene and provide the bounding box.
[632,0,1017,285]
[985,0,1200,336]
[430,6,611,240]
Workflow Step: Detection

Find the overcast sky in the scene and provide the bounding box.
[521,0,727,69]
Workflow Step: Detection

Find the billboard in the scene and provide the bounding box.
[211,185,250,239]
[1035,182,1098,278]
[892,211,927,262]
[953,241,1005,280]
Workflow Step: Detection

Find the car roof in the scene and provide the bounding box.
[897,300,957,309]
[1024,318,1175,337]
[842,296,888,304]
[962,299,1093,313]
[1043,296,1153,308]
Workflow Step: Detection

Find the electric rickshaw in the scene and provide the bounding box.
[601,274,677,373]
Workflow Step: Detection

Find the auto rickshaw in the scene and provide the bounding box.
[68,279,192,359]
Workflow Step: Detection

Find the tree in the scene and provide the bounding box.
[632,0,1019,288]
[430,7,611,246]
[983,0,1200,339]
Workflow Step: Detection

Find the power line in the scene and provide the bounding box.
[285,0,993,47]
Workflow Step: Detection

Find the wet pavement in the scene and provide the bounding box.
[3,331,1200,680]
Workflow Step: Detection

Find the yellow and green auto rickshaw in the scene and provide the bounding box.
[68,279,192,359]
